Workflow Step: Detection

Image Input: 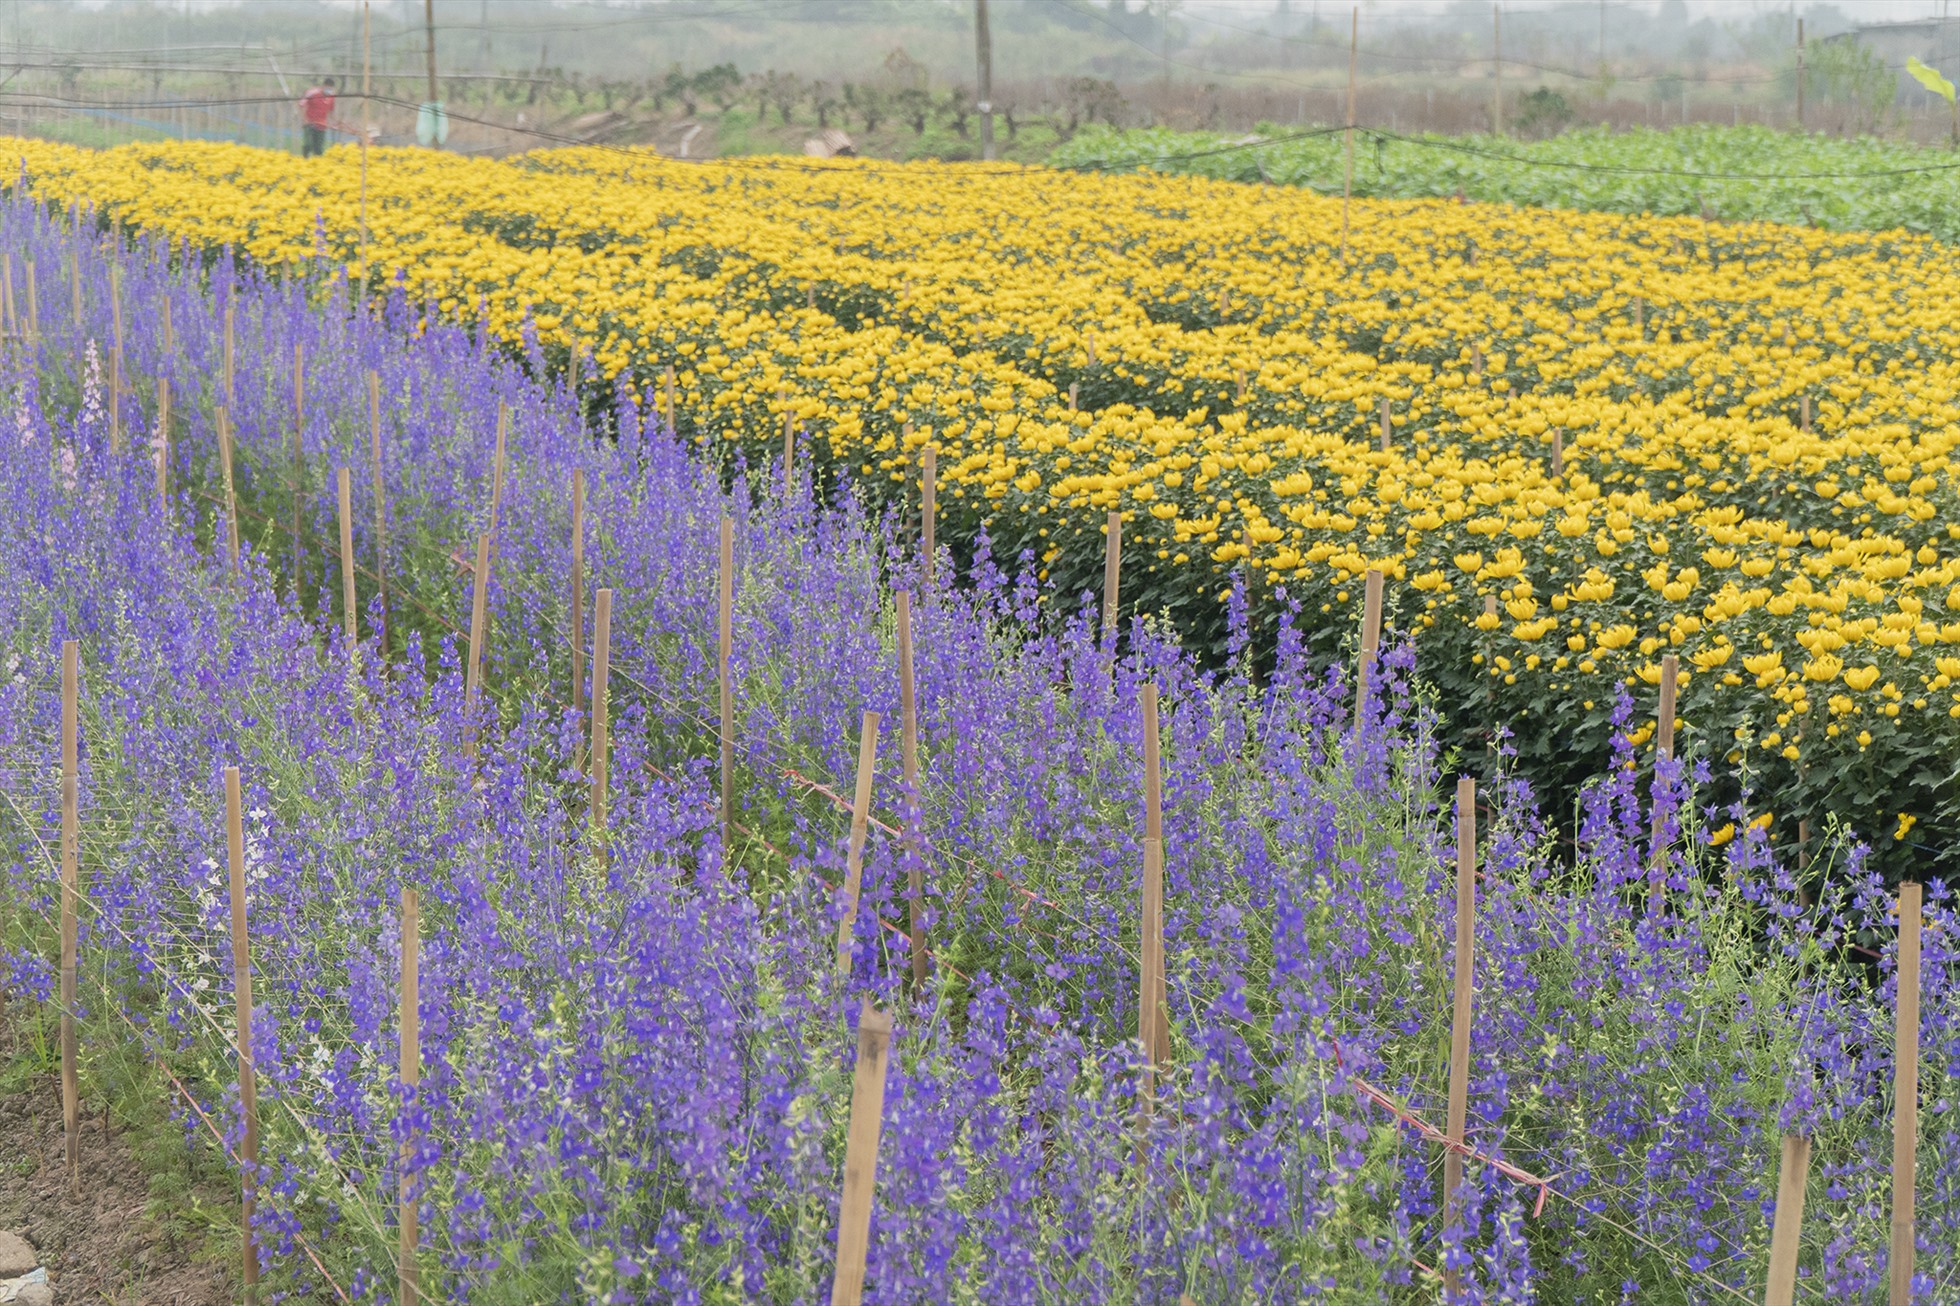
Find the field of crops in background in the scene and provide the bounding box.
[1051,124,1960,239]
[0,174,1954,1305]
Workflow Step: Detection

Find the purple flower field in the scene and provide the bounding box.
[0,197,1955,1303]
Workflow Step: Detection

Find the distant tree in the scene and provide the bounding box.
[810,80,841,129]
[1810,37,1897,134]
[765,70,802,124]
[940,86,972,138]
[1514,86,1574,138]
[694,64,743,114]
[661,64,697,116]
[894,85,932,135]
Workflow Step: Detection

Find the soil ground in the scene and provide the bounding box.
[0,1003,231,1306]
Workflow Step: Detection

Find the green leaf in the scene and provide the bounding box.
[1907,56,1955,103]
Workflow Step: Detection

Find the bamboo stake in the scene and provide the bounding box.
[719,518,736,860]
[224,766,261,1301]
[155,376,170,508]
[1102,511,1122,634]
[337,468,358,650]
[1139,835,1167,1073]
[399,886,419,1306]
[1441,776,1476,1242]
[592,588,612,843]
[782,400,796,497]
[896,590,927,988]
[570,469,586,717]
[368,372,390,659]
[829,1000,893,1306]
[1649,652,1679,906]
[1892,881,1922,1306]
[59,640,79,1193]
[463,533,491,714]
[489,400,508,537]
[920,447,937,585]
[834,712,882,977]
[291,345,304,595]
[217,407,241,572]
[1764,1133,1811,1306]
[1354,568,1384,729]
[1656,653,1678,760]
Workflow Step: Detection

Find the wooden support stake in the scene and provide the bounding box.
[1649,652,1679,907]
[108,345,121,454]
[337,468,358,650]
[570,469,586,717]
[1551,427,1563,478]
[896,590,927,988]
[1441,777,1476,1237]
[829,1001,892,1306]
[489,401,508,537]
[719,519,736,861]
[1234,369,1246,405]
[223,302,234,407]
[1892,881,1922,1306]
[399,886,420,1306]
[223,766,261,1301]
[1800,393,1811,434]
[25,258,37,343]
[217,407,241,572]
[69,251,80,325]
[367,372,390,659]
[834,712,882,977]
[1102,511,1122,634]
[1472,343,1484,379]
[1085,331,1096,367]
[1068,381,1079,412]
[1764,1133,1812,1306]
[59,640,79,1193]
[155,376,170,508]
[664,363,677,429]
[1139,835,1168,1070]
[1354,568,1384,729]
[291,345,304,595]
[464,533,492,714]
[161,297,172,359]
[782,401,796,497]
[1633,294,1644,333]
[1656,653,1678,760]
[920,447,937,585]
[591,588,612,843]
[1142,682,1163,845]
[1378,396,1391,452]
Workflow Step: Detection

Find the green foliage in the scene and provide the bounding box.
[1049,123,1960,240]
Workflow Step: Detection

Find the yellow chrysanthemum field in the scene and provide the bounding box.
[15,136,1960,859]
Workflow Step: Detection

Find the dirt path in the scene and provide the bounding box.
[0,1010,230,1306]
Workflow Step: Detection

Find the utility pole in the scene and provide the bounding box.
[1341,5,1355,260]
[1796,17,1805,130]
[1492,5,1502,135]
[976,0,994,161]
[425,2,440,101]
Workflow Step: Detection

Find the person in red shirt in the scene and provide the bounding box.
[299,77,336,157]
